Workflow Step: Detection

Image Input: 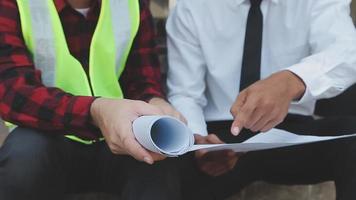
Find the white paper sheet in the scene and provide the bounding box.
[133,116,356,156]
[190,129,356,153]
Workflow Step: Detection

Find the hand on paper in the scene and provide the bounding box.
[194,134,239,177]
[230,71,306,135]
[90,98,166,165]
[148,97,187,124]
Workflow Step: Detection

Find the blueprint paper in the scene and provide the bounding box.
[133,116,356,156]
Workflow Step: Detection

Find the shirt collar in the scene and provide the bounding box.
[235,0,280,6]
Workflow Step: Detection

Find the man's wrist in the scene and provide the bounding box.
[282,70,306,101]
[143,94,166,103]
[148,96,165,104]
[90,97,104,127]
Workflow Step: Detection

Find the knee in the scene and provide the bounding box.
[1,127,56,165]
[122,158,182,200]
[130,158,180,182]
[0,128,60,191]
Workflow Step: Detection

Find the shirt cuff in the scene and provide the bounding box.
[289,86,316,115]
[189,121,208,136]
[64,96,101,139]
[286,63,319,115]
[169,96,208,136]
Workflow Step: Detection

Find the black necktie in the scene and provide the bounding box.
[240,0,263,91]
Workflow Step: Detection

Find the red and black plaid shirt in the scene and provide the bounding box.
[0,0,164,139]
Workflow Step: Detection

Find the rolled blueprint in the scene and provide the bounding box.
[133,116,356,157]
[133,116,194,156]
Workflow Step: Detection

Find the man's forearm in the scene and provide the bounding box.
[0,67,99,139]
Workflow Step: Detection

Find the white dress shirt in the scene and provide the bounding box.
[75,8,90,17]
[166,0,356,136]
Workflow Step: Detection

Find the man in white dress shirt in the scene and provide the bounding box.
[167,0,356,199]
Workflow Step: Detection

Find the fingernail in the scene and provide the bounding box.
[144,157,153,165]
[232,127,240,136]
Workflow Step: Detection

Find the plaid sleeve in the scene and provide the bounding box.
[0,0,100,140]
[120,0,165,101]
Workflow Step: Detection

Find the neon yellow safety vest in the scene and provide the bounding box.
[11,0,140,144]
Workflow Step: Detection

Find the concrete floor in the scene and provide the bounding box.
[228,182,335,200]
[65,182,335,200]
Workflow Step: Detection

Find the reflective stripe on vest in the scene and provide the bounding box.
[14,0,140,144]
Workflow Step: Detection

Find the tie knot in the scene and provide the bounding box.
[250,0,262,7]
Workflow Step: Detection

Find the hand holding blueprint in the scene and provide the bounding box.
[132,116,356,157]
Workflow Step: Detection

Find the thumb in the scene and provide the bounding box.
[124,136,155,165]
[119,117,156,165]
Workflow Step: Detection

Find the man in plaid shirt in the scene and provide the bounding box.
[0,0,185,199]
